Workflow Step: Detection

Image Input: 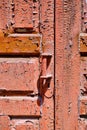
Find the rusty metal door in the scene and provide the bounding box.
[0,0,54,130]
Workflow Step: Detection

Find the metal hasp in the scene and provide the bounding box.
[40,53,52,80]
[79,33,87,54]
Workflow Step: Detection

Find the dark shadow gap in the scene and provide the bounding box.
[80,115,87,118]
[80,52,87,56]
[0,53,40,58]
[9,116,41,120]
[0,90,34,96]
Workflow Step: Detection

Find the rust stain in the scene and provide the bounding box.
[0,31,40,55]
[79,33,87,53]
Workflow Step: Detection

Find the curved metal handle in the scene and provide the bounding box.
[40,53,52,80]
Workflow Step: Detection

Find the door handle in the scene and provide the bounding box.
[40,53,52,80]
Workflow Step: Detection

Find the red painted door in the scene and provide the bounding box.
[0,0,54,130]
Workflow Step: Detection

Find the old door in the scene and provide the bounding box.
[0,0,54,130]
[79,0,87,129]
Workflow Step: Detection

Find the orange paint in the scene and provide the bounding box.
[0,32,40,55]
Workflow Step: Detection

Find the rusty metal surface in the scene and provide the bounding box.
[0,32,41,55]
[79,33,87,53]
